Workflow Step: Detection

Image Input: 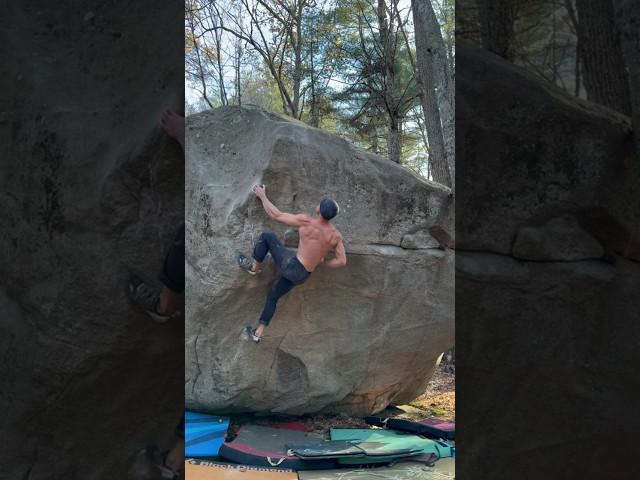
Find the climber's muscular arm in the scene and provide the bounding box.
[323,235,347,268]
[252,184,310,227]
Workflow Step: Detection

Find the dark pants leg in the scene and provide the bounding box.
[253,230,310,326]
[259,276,296,326]
[175,411,184,439]
[252,230,289,269]
[159,223,185,293]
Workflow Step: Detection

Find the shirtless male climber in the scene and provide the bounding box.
[238,185,347,342]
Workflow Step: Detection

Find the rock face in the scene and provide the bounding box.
[512,215,604,261]
[456,41,640,479]
[0,2,184,479]
[185,106,454,415]
[614,0,640,151]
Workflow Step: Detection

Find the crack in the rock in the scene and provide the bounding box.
[457,248,629,264]
[191,335,202,397]
[265,334,287,391]
[347,243,443,256]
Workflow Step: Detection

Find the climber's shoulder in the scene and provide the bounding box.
[278,212,312,227]
[295,213,314,224]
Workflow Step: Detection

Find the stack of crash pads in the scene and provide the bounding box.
[211,416,456,475]
[185,411,230,457]
[218,424,452,470]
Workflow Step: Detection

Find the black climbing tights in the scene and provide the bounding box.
[252,230,310,326]
[259,277,297,326]
[159,223,185,293]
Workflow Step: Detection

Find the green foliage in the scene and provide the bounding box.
[327,0,422,162]
[429,407,448,417]
[238,64,283,112]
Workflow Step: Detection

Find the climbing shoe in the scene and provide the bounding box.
[145,445,178,479]
[238,253,260,275]
[243,325,261,343]
[126,273,177,323]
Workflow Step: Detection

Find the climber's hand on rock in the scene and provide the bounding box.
[252,184,266,198]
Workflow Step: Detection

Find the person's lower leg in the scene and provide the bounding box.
[253,277,295,338]
[251,259,262,273]
[254,323,266,338]
[254,304,274,339]
[252,237,269,265]
[253,290,277,338]
[157,287,178,315]
[164,437,184,473]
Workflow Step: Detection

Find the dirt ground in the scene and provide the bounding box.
[409,363,456,421]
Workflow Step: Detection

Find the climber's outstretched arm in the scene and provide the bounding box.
[252,184,310,227]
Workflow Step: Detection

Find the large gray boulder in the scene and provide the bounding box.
[0,2,184,478]
[456,41,640,479]
[456,41,637,260]
[185,106,454,415]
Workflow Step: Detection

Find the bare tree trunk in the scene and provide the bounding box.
[612,0,640,149]
[388,119,403,164]
[234,37,242,105]
[574,40,581,97]
[234,4,243,106]
[377,0,404,164]
[307,34,320,128]
[371,129,380,155]
[456,0,483,44]
[291,1,304,118]
[576,0,632,115]
[412,0,453,187]
[214,29,228,105]
[563,0,581,97]
[476,0,516,60]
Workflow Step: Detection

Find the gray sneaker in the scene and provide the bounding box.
[126,273,173,323]
[243,325,261,343]
[238,254,260,275]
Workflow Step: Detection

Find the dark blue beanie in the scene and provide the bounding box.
[319,197,339,220]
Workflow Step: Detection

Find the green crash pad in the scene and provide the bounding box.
[330,429,451,465]
[287,440,365,459]
[298,460,454,479]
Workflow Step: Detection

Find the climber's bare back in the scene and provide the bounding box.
[250,185,346,271]
[295,216,342,272]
